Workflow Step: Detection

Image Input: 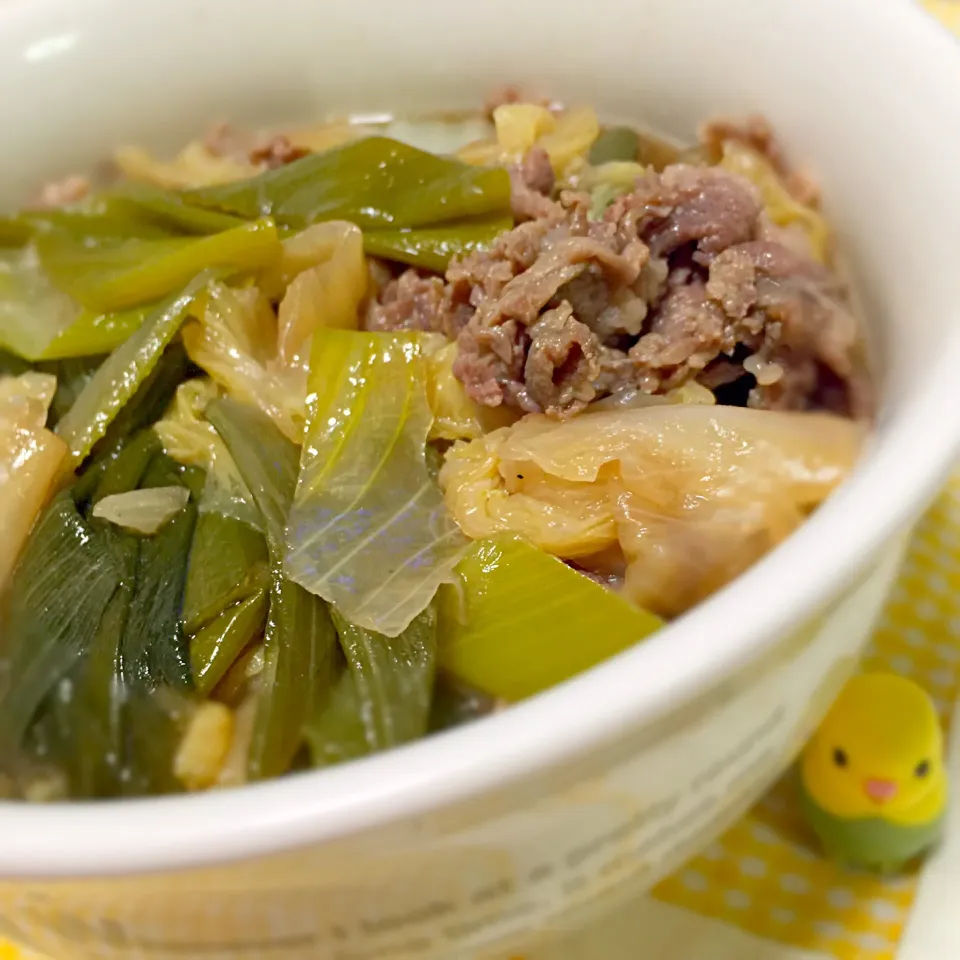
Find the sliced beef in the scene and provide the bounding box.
[606,164,762,261]
[509,147,560,222]
[249,135,309,169]
[364,144,868,420]
[629,280,729,391]
[36,174,90,209]
[364,269,447,333]
[523,303,600,415]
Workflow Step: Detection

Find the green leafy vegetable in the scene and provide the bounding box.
[90,428,162,502]
[438,537,663,701]
[38,305,151,360]
[119,457,200,692]
[363,215,512,272]
[21,205,172,242]
[428,675,496,733]
[37,218,280,313]
[190,590,269,697]
[182,508,270,698]
[185,137,511,230]
[182,510,269,635]
[36,356,103,427]
[207,396,338,780]
[55,278,204,471]
[120,688,191,797]
[55,536,136,797]
[302,667,368,767]
[0,493,121,748]
[0,349,31,378]
[0,216,34,248]
[589,126,641,165]
[206,397,300,549]
[103,183,250,236]
[329,604,438,752]
[286,330,466,637]
[249,570,336,779]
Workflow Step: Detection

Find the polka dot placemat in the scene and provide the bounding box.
[649,469,960,960]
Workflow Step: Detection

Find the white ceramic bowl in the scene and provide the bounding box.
[1,0,960,957]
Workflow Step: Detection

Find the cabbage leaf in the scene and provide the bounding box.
[286,330,467,637]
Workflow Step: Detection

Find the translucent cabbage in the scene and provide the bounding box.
[182,282,306,444]
[275,221,366,366]
[115,142,258,190]
[493,104,557,161]
[154,378,258,524]
[0,246,79,361]
[286,330,467,637]
[719,140,830,263]
[92,486,190,535]
[184,222,367,445]
[0,372,67,589]
[458,104,600,176]
[440,405,863,617]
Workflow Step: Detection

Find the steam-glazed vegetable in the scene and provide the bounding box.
[0,98,870,800]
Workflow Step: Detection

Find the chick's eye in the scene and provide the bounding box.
[915,760,931,778]
[832,748,848,768]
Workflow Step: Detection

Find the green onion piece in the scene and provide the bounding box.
[286,330,466,637]
[37,355,103,427]
[302,668,369,767]
[0,348,31,378]
[22,206,172,242]
[57,535,137,797]
[55,279,204,471]
[326,604,438,752]
[363,215,512,272]
[37,218,280,313]
[0,215,34,248]
[90,429,162,502]
[38,305,150,361]
[0,493,122,748]
[185,137,512,230]
[102,183,250,236]
[206,396,338,780]
[438,537,663,701]
[428,674,496,733]
[120,457,200,692]
[588,126,641,165]
[120,688,191,797]
[190,590,269,697]
[247,570,337,780]
[206,397,300,551]
[182,510,269,635]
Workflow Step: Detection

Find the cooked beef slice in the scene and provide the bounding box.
[364,149,870,419]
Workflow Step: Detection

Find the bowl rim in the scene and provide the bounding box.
[1,0,960,880]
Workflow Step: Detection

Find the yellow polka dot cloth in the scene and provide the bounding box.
[3,6,960,960]
[653,473,960,960]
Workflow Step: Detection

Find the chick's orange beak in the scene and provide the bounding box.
[863,778,898,804]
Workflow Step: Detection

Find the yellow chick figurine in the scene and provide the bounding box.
[800,672,947,874]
